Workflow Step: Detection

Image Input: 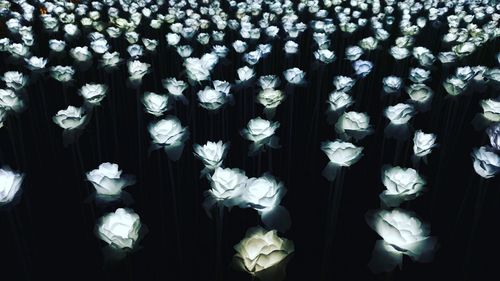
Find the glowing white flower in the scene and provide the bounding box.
[237,66,255,82]
[50,66,75,82]
[240,173,286,211]
[52,105,88,130]
[284,41,299,54]
[480,99,500,122]
[385,103,415,125]
[413,130,437,157]
[142,92,169,116]
[407,84,433,104]
[380,166,426,207]
[335,111,373,140]
[471,146,500,178]
[486,123,500,151]
[79,84,108,105]
[0,89,24,112]
[233,227,294,274]
[207,167,247,203]
[197,87,230,111]
[382,76,402,93]
[283,68,305,84]
[96,208,142,250]
[127,60,150,83]
[193,140,230,170]
[257,89,285,109]
[0,168,24,205]
[333,76,355,92]
[25,56,47,70]
[327,91,353,112]
[2,71,27,90]
[321,140,363,167]
[353,60,373,77]
[86,163,135,196]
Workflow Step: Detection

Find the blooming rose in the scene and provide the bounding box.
[486,123,500,150]
[193,140,229,170]
[0,89,24,112]
[327,91,353,112]
[52,106,88,130]
[321,140,363,167]
[148,116,189,147]
[365,208,437,273]
[240,173,286,211]
[96,208,142,250]
[335,111,373,140]
[233,227,294,274]
[79,84,108,105]
[142,92,169,116]
[413,130,437,157]
[385,103,415,125]
[197,87,229,111]
[86,163,135,196]
[0,167,24,205]
[471,146,500,178]
[2,71,27,90]
[207,167,247,203]
[382,76,402,93]
[241,117,280,150]
[480,99,500,122]
[380,166,426,207]
[283,68,305,84]
[257,89,285,109]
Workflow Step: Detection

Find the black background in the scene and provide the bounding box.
[1,2,499,281]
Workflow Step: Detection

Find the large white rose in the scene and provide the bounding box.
[413,130,437,157]
[380,166,426,207]
[241,117,280,154]
[142,92,169,116]
[257,89,285,109]
[193,140,229,170]
[127,60,150,83]
[79,84,108,105]
[283,67,305,84]
[207,167,247,204]
[0,89,24,112]
[86,163,135,197]
[480,99,500,122]
[384,103,415,125]
[2,71,27,90]
[148,116,189,147]
[335,111,373,140]
[233,227,294,275]
[407,84,433,104]
[471,146,500,178]
[333,76,355,92]
[321,140,363,167]
[326,91,353,112]
[96,208,142,250]
[382,76,402,93]
[52,105,88,130]
[240,173,286,211]
[197,87,229,111]
[365,208,437,273]
[0,168,24,205]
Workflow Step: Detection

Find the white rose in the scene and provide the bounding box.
[380,166,426,207]
[128,60,150,82]
[353,60,373,77]
[335,111,373,140]
[184,57,211,82]
[384,103,415,125]
[365,208,437,272]
[241,117,280,143]
[70,46,92,62]
[142,92,169,116]
[321,140,363,167]
[345,45,363,61]
[50,66,75,82]
[486,123,500,151]
[0,89,24,112]
[237,66,255,82]
[207,167,247,202]
[283,67,305,84]
[257,89,285,109]
[409,68,430,83]
[413,130,437,157]
[52,106,88,130]
[86,163,135,196]
[314,49,336,63]
[162,77,188,97]
[240,173,286,211]
[0,168,24,205]
[193,140,229,170]
[148,116,189,147]
[2,71,27,90]
[471,146,500,178]
[390,46,410,60]
[333,76,355,92]
[100,52,121,69]
[443,76,468,96]
[407,84,433,104]
[327,91,353,112]
[284,40,299,54]
[25,56,47,70]
[197,87,229,110]
[96,208,142,250]
[480,99,500,122]
[79,84,108,105]
[382,76,402,93]
[233,227,294,273]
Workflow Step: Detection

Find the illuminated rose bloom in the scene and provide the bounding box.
[413,130,437,157]
[385,103,415,125]
[50,66,75,83]
[206,167,247,205]
[366,208,437,273]
[142,92,169,116]
[257,89,285,118]
[335,111,373,140]
[333,76,355,92]
[148,116,189,161]
[353,60,373,77]
[486,123,500,150]
[321,140,363,181]
[283,68,305,84]
[382,76,402,93]
[2,71,27,91]
[79,84,108,105]
[52,106,89,130]
[233,227,294,278]
[237,66,255,82]
[240,173,286,211]
[284,40,299,54]
[86,163,135,198]
[0,167,24,206]
[25,56,47,70]
[197,87,230,111]
[407,84,433,104]
[390,46,410,60]
[193,140,230,172]
[480,99,500,122]
[96,208,142,250]
[240,117,280,155]
[471,146,500,178]
[127,60,150,84]
[70,46,92,62]
[326,91,353,112]
[409,68,430,83]
[258,75,280,90]
[443,76,467,96]
[314,49,336,63]
[380,166,426,207]
[345,45,363,61]
[0,89,24,112]
[412,46,435,67]
[162,77,188,103]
